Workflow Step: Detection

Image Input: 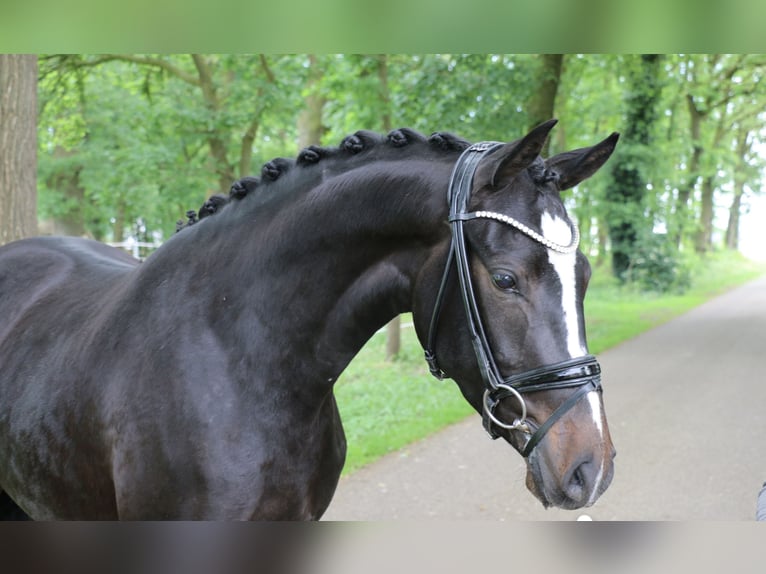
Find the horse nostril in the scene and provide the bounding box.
[564,459,594,505]
[566,466,585,501]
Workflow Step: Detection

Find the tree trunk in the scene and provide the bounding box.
[0,54,38,245]
[112,201,126,243]
[239,55,277,177]
[297,55,327,148]
[527,54,564,157]
[726,128,751,250]
[239,117,260,178]
[694,105,729,254]
[605,54,662,280]
[695,176,715,253]
[372,54,401,361]
[673,146,703,251]
[725,190,743,250]
[596,222,609,267]
[191,54,236,193]
[673,97,703,250]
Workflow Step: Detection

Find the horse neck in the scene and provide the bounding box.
[151,157,453,383]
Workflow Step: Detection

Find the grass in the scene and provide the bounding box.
[334,326,473,475]
[584,251,766,354]
[334,251,766,475]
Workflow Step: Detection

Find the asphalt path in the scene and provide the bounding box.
[323,274,766,521]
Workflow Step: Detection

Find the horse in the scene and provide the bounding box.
[0,119,618,520]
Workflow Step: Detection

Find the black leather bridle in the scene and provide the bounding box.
[423,142,603,457]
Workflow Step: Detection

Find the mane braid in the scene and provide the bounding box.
[262,157,294,181]
[428,132,470,152]
[230,176,260,200]
[297,145,328,166]
[198,195,228,220]
[174,127,463,233]
[388,127,427,147]
[340,130,386,154]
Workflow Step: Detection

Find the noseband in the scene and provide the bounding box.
[423,142,602,457]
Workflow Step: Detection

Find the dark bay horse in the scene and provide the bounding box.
[0,120,617,520]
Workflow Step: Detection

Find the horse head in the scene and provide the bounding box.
[414,120,618,510]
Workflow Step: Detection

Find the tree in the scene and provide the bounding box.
[604,54,663,280]
[527,54,564,156]
[725,127,754,250]
[38,54,305,241]
[555,55,624,264]
[297,55,327,148]
[48,54,285,194]
[0,54,38,245]
[375,55,401,361]
[667,54,766,253]
[33,53,766,284]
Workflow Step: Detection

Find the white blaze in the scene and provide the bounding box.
[539,212,587,358]
[541,212,607,503]
[586,390,604,435]
[586,389,607,505]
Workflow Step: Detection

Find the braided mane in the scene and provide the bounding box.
[175,128,471,232]
[175,127,562,233]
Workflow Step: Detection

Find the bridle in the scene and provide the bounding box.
[423,142,603,457]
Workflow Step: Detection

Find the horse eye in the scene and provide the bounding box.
[491,273,518,292]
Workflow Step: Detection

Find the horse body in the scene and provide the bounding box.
[0,236,350,520]
[0,123,618,519]
[0,149,452,519]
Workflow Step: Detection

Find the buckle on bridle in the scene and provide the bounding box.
[424,350,446,380]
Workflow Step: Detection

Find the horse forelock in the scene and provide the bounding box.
[175,128,471,233]
[528,156,560,187]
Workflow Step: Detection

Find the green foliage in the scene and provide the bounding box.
[621,231,692,293]
[39,57,212,239]
[36,53,766,288]
[604,54,664,279]
[320,54,536,144]
[584,251,766,354]
[334,320,472,474]
[38,54,307,240]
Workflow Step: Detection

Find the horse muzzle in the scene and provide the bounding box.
[482,356,603,452]
[521,385,616,510]
[527,445,616,510]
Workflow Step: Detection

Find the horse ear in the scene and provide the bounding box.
[545,132,620,191]
[475,119,558,189]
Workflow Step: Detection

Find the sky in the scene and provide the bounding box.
[739,193,766,262]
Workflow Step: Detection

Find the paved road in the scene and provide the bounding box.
[323,275,766,521]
